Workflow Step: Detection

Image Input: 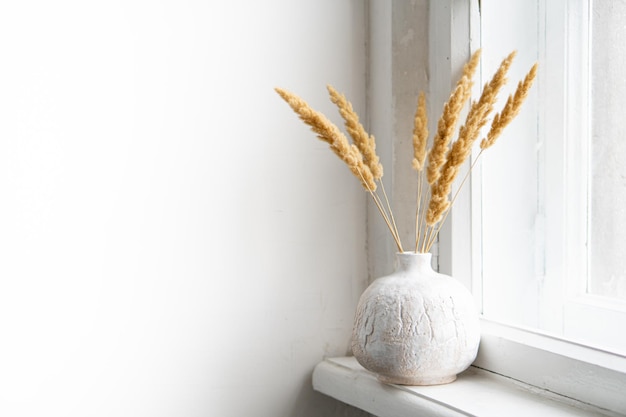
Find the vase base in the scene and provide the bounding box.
[377,374,457,386]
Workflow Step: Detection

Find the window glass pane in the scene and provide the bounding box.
[479,0,626,354]
[589,0,626,301]
[479,0,542,327]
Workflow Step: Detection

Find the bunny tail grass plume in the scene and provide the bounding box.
[426,51,516,226]
[275,87,377,191]
[327,85,383,180]
[460,49,482,103]
[276,86,403,251]
[276,49,536,254]
[481,62,538,150]
[425,79,469,185]
[425,49,481,185]
[326,85,402,249]
[412,92,428,171]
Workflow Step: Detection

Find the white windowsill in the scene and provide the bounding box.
[312,357,616,417]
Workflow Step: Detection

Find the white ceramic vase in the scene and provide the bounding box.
[351,252,480,385]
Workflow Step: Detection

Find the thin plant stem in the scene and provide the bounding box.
[356,169,404,252]
[418,195,430,252]
[419,174,431,251]
[419,224,427,253]
[423,225,435,253]
[414,173,422,252]
[415,171,429,252]
[372,193,404,252]
[417,172,431,253]
[379,180,403,251]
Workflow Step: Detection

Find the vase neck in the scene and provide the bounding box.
[395,252,433,272]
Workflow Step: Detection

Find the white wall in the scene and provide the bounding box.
[0,1,372,416]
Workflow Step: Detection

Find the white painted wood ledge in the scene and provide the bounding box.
[312,357,618,417]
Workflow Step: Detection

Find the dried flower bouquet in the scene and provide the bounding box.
[276,50,537,253]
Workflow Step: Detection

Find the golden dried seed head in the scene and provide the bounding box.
[412,92,429,172]
[327,85,383,180]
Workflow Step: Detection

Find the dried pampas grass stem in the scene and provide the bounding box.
[412,92,429,172]
[275,87,377,192]
[425,51,516,230]
[481,62,538,150]
[276,49,536,254]
[412,92,429,251]
[328,85,383,179]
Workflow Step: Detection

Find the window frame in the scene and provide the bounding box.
[431,0,626,413]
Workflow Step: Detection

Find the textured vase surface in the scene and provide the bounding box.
[351,252,480,385]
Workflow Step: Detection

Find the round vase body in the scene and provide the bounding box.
[351,252,480,385]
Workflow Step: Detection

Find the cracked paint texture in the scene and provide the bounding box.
[352,253,480,385]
